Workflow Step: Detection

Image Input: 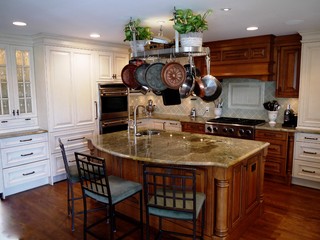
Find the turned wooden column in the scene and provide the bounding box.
[215,179,229,237]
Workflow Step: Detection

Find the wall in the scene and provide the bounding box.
[129,78,299,123]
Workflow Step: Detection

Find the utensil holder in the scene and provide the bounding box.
[268,111,278,123]
[214,108,222,118]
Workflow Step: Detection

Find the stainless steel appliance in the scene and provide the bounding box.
[205,117,265,140]
[98,83,129,134]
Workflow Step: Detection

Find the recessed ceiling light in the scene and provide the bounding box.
[246,26,258,31]
[221,8,231,11]
[13,21,27,26]
[90,33,100,38]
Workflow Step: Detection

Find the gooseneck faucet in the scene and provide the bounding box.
[133,105,146,136]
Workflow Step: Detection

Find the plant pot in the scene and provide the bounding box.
[130,40,148,52]
[180,32,203,47]
[268,111,278,124]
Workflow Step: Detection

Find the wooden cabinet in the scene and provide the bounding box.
[293,132,320,189]
[274,34,301,98]
[0,132,50,198]
[96,51,129,83]
[0,44,38,132]
[297,32,320,130]
[231,154,260,228]
[203,35,275,80]
[255,129,294,185]
[181,121,205,134]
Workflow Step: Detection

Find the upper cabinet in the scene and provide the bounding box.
[96,51,129,83]
[202,35,275,80]
[297,31,320,130]
[0,44,38,132]
[274,34,301,98]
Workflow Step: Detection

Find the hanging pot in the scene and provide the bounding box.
[145,62,167,92]
[121,63,140,90]
[161,61,186,90]
[193,76,205,98]
[179,57,196,98]
[199,55,222,101]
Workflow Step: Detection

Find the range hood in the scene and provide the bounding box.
[202,35,275,81]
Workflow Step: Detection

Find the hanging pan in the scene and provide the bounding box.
[179,56,196,98]
[145,62,167,92]
[161,61,186,90]
[200,55,222,101]
[121,63,141,90]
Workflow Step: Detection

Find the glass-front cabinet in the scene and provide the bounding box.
[0,44,37,131]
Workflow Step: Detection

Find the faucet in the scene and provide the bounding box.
[133,105,146,136]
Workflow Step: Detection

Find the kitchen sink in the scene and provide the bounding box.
[136,130,161,136]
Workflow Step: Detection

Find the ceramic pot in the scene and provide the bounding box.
[180,32,203,47]
[268,110,278,123]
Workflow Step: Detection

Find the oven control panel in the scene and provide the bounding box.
[205,124,255,140]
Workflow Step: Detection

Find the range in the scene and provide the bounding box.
[205,117,265,140]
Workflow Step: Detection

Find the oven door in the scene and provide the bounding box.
[100,119,128,134]
[99,93,128,120]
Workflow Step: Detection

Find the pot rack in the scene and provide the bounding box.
[130,46,210,59]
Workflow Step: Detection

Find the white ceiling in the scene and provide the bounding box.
[1,0,320,46]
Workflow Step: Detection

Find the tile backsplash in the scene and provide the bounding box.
[129,78,299,123]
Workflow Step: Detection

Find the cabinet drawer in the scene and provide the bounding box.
[1,142,49,168]
[294,142,320,163]
[0,132,48,148]
[296,132,320,144]
[256,138,287,158]
[293,160,320,182]
[3,160,50,188]
[255,130,287,141]
[182,122,205,134]
[50,129,94,153]
[265,156,285,175]
[0,118,38,133]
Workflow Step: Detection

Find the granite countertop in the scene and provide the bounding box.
[89,130,269,168]
[255,123,296,132]
[0,129,48,139]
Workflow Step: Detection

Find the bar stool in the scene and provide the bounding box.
[58,138,82,231]
[75,152,143,240]
[143,164,206,240]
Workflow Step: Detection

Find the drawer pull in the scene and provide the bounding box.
[67,137,85,142]
[21,152,34,157]
[20,138,33,142]
[304,137,318,141]
[1,121,8,123]
[303,151,317,155]
[169,123,178,125]
[302,169,316,174]
[22,171,35,176]
[69,160,76,163]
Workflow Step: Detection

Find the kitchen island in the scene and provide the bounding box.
[88,130,269,240]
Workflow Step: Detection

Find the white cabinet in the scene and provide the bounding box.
[0,132,50,198]
[293,132,320,189]
[45,47,96,131]
[153,119,182,132]
[297,32,320,130]
[96,51,128,83]
[0,44,38,132]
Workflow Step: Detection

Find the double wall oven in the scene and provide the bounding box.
[98,83,129,134]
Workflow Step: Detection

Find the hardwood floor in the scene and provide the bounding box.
[0,180,319,240]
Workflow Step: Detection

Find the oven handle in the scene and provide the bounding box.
[102,119,128,127]
[94,101,98,120]
[100,91,128,96]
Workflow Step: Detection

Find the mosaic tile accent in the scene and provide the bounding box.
[129,78,299,123]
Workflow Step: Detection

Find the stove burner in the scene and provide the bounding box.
[206,117,265,126]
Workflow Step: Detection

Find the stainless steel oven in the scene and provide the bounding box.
[98,83,129,134]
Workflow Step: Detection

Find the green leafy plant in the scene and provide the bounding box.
[173,9,213,34]
[124,18,153,42]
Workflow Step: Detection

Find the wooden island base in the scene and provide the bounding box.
[89,138,268,240]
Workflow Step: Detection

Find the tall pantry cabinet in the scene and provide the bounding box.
[33,37,128,182]
[293,31,320,189]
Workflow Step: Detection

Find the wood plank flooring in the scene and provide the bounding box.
[0,180,319,240]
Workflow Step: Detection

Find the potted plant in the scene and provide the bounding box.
[173,8,212,47]
[124,18,153,52]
